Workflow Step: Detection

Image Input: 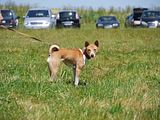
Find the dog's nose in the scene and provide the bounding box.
[91,54,94,58]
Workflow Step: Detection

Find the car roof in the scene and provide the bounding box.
[143,10,160,12]
[28,8,50,11]
[99,16,116,18]
[133,8,148,11]
[59,10,77,13]
[0,9,15,14]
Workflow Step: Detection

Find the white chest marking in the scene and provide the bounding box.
[79,49,86,65]
[47,55,51,63]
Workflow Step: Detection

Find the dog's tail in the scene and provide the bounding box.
[49,45,60,54]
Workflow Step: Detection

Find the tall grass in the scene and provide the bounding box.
[0,27,160,120]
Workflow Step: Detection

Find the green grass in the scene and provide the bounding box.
[0,26,160,120]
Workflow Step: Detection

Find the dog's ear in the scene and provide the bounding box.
[94,40,99,47]
[85,41,90,47]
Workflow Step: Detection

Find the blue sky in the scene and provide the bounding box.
[1,0,160,9]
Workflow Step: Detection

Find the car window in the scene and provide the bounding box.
[133,12,143,19]
[59,11,76,20]
[133,8,146,18]
[26,10,49,18]
[142,11,160,18]
[1,10,13,19]
[99,16,116,21]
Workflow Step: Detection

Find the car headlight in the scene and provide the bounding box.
[97,23,103,27]
[141,21,148,26]
[24,21,29,25]
[154,21,158,26]
[44,21,50,25]
[113,23,118,27]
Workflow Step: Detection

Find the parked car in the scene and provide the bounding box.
[96,16,120,29]
[125,8,148,27]
[56,10,81,28]
[23,8,55,29]
[140,10,160,28]
[0,9,20,28]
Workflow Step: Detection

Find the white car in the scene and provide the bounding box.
[23,8,55,29]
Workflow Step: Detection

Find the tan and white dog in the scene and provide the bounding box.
[47,40,99,85]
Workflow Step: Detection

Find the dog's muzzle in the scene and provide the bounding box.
[91,54,95,58]
[90,53,95,58]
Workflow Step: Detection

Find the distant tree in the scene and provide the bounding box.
[109,6,115,14]
[97,7,106,15]
[125,6,132,13]
[153,6,160,10]
[5,0,16,7]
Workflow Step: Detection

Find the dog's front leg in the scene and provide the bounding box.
[73,65,81,86]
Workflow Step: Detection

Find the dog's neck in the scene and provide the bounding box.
[83,50,91,59]
[82,48,91,60]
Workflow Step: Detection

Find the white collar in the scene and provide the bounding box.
[79,49,86,65]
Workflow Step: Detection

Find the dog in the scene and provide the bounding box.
[47,40,99,86]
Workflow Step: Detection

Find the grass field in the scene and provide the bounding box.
[0,26,160,120]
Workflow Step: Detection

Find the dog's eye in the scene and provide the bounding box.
[88,49,91,52]
[94,49,97,52]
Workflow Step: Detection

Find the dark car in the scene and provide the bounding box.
[96,16,120,29]
[125,8,148,27]
[0,9,20,28]
[56,10,80,28]
[140,10,160,28]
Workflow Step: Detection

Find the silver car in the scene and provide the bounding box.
[24,8,55,29]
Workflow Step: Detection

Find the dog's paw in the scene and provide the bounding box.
[79,81,88,86]
[48,78,55,83]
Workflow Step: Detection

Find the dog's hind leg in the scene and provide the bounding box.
[48,59,60,82]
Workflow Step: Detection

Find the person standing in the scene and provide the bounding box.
[0,11,3,22]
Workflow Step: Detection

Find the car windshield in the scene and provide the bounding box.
[99,16,117,22]
[134,13,143,18]
[59,11,76,20]
[133,8,148,19]
[142,11,160,18]
[1,10,13,19]
[26,10,49,18]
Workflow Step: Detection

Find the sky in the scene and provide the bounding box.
[0,0,160,9]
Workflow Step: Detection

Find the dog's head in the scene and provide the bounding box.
[84,40,99,59]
